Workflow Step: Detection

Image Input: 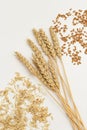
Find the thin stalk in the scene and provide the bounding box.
[60,58,85,127]
[54,59,77,130]
[56,90,86,130]
[53,59,68,101]
[55,57,86,129]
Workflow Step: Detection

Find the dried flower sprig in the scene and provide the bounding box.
[15,27,86,130]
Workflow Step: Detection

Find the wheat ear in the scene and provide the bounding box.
[39,29,56,58]
[49,26,61,58]
[15,52,37,76]
[32,29,50,57]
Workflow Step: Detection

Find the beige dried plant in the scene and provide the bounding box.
[15,51,38,76]
[15,27,86,130]
[33,29,50,57]
[39,29,56,58]
[49,26,61,58]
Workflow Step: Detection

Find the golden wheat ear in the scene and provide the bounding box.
[32,28,51,57]
[39,28,56,58]
[49,26,61,58]
[27,39,41,55]
[33,28,56,59]
[15,51,37,76]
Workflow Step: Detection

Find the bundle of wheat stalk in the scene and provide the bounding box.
[15,27,86,130]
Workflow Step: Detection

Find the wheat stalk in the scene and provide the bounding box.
[49,27,85,129]
[15,27,86,130]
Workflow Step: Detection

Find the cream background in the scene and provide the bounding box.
[0,0,87,129]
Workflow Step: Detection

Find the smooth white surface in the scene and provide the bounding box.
[0,0,87,129]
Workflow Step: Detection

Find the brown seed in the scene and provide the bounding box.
[52,9,87,65]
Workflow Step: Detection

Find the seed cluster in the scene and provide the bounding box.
[52,9,87,65]
[0,73,52,130]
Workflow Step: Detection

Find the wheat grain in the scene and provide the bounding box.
[0,73,52,130]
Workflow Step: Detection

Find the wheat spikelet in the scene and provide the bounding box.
[48,58,60,90]
[36,70,49,87]
[33,29,50,57]
[34,66,54,91]
[15,52,37,76]
[27,39,47,66]
[27,39,42,55]
[39,29,56,58]
[32,54,56,91]
[27,39,55,89]
[50,26,61,58]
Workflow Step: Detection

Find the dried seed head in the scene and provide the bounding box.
[33,29,50,57]
[50,26,61,58]
[27,39,46,65]
[39,29,56,58]
[48,58,60,89]
[15,28,62,92]
[32,54,56,91]
[27,39,41,55]
[15,52,37,76]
